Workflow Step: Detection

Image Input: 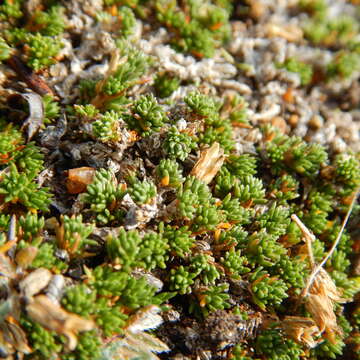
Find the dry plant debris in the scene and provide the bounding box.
[292,188,358,346]
[190,142,225,184]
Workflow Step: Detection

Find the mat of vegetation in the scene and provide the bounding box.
[0,0,359,359]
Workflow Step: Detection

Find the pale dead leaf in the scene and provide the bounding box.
[20,93,44,141]
[190,142,225,184]
[15,246,38,269]
[26,295,95,350]
[121,331,169,357]
[266,23,303,42]
[125,305,163,333]
[0,254,17,279]
[100,306,169,360]
[19,268,52,299]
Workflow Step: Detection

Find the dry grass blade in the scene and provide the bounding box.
[190,142,225,184]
